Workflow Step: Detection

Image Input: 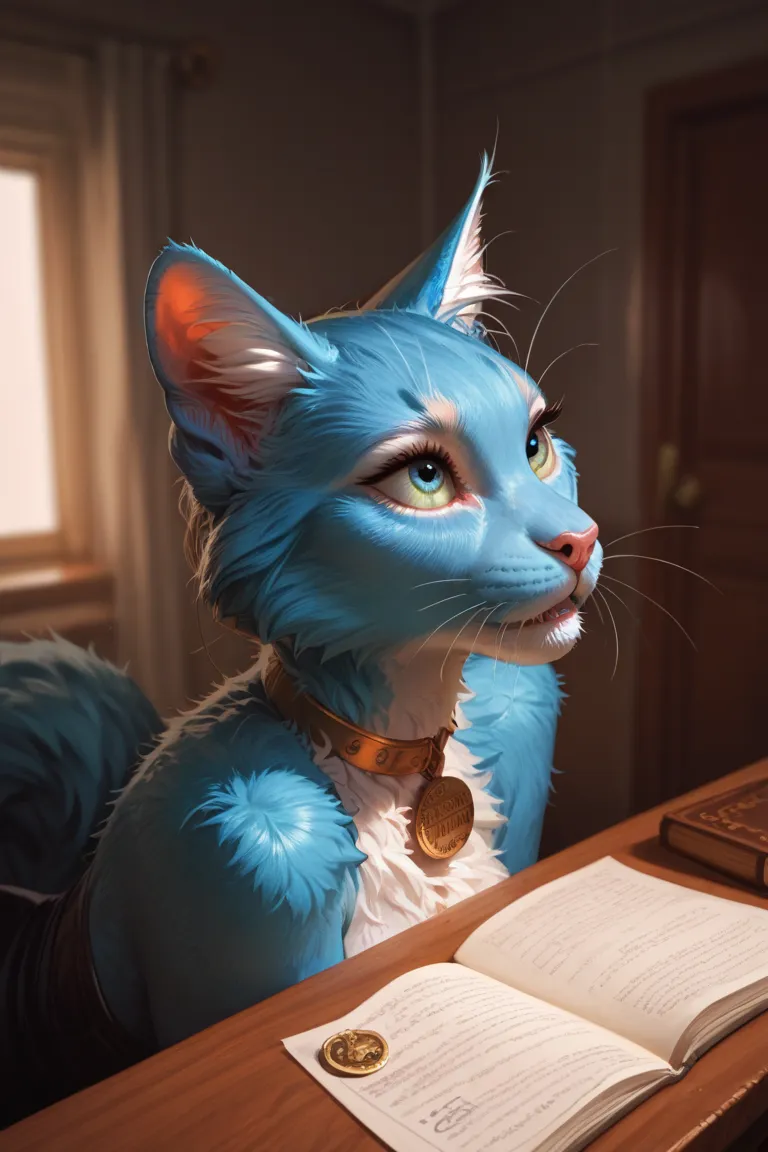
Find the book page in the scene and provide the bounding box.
[283,963,671,1152]
[455,857,768,1065]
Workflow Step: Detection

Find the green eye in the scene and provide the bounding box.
[526,427,556,479]
[373,456,456,510]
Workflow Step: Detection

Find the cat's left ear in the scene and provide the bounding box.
[363,153,508,330]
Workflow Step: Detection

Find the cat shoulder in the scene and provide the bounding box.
[111,675,366,915]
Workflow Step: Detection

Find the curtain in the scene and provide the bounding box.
[83,41,187,716]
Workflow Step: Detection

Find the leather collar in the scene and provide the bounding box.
[263,658,455,781]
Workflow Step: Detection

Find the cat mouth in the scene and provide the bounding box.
[521,596,577,628]
[471,591,584,664]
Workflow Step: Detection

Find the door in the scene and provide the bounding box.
[636,56,768,809]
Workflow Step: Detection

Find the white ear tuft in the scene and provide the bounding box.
[359,154,512,333]
[435,176,509,329]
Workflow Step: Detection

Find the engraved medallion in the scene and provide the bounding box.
[415,776,474,860]
[320,1029,389,1076]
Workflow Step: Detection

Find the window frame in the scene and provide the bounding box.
[0,125,90,570]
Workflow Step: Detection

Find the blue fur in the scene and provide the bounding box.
[0,160,602,1103]
[187,768,364,918]
[0,637,161,892]
[87,678,362,1044]
[458,660,564,873]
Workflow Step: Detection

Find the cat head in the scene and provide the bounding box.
[145,157,602,668]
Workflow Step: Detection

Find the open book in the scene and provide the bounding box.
[283,857,768,1152]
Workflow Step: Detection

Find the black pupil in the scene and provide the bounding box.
[417,462,438,484]
[526,433,539,459]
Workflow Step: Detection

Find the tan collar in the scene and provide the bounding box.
[262,657,455,780]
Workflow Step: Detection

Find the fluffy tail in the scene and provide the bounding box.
[0,637,164,893]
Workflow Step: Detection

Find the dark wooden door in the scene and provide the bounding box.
[635,57,768,809]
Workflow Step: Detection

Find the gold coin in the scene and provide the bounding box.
[415,776,474,860]
[320,1029,389,1076]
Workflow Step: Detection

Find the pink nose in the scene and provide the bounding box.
[537,523,598,574]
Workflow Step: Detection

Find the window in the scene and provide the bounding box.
[0,36,182,692]
[0,39,114,658]
[0,164,59,543]
[0,40,92,575]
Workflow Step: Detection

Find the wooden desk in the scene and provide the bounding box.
[4,760,768,1152]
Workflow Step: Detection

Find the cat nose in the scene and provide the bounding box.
[537,523,599,573]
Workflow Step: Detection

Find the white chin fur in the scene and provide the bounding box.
[472,611,583,665]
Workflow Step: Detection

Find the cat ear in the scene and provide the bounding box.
[145,243,337,510]
[362,154,509,331]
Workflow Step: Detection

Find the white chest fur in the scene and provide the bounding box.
[313,717,509,957]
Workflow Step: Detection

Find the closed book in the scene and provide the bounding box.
[660,778,768,890]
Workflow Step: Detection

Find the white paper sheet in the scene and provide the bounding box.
[456,857,768,1062]
[283,963,668,1152]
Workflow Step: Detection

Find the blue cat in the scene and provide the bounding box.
[0,157,601,1121]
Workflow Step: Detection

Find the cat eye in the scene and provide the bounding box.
[526,401,562,481]
[526,428,556,478]
[370,456,457,510]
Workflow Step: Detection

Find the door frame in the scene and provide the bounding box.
[634,54,768,813]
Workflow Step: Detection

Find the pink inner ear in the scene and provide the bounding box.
[154,263,229,390]
[153,261,269,453]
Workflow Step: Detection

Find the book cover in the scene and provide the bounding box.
[660,778,768,889]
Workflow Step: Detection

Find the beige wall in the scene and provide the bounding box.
[434,0,768,850]
[16,0,422,704]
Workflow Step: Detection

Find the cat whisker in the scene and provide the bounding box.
[476,309,521,364]
[601,573,697,651]
[418,593,468,612]
[536,343,598,392]
[476,229,516,266]
[603,553,720,593]
[440,605,489,683]
[408,601,487,665]
[597,581,639,625]
[191,631,226,655]
[195,599,226,679]
[490,295,530,312]
[594,587,620,680]
[604,524,699,548]
[480,327,503,354]
[589,591,606,626]
[412,577,471,590]
[493,617,512,682]
[478,311,514,339]
[525,249,616,377]
[469,603,502,661]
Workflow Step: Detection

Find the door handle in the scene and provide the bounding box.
[674,474,702,509]
[657,443,702,511]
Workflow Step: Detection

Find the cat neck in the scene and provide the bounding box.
[272,641,466,741]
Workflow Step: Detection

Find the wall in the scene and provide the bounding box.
[10,0,421,705]
[434,0,768,850]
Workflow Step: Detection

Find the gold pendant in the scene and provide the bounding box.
[414,776,474,860]
[320,1029,389,1076]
